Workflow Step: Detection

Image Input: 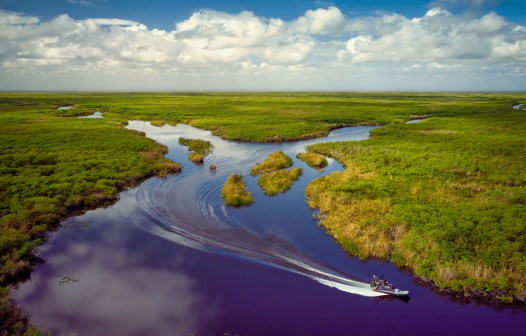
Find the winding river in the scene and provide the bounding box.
[13,120,526,335]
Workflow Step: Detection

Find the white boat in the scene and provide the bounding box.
[370,275,409,296]
[373,287,410,296]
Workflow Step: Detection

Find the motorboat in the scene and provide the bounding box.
[370,275,409,296]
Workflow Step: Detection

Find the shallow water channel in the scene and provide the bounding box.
[13,121,526,335]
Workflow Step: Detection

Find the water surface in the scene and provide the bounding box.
[78,112,103,118]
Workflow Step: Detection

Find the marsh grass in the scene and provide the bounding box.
[221,174,254,206]
[258,168,303,196]
[189,152,205,163]
[296,152,328,170]
[179,138,212,164]
[306,112,526,301]
[178,138,213,154]
[1,91,524,142]
[250,151,293,176]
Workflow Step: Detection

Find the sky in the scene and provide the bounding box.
[1,0,525,91]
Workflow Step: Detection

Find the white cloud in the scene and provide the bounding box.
[291,7,346,34]
[336,9,526,65]
[403,63,422,71]
[0,9,39,25]
[0,7,525,90]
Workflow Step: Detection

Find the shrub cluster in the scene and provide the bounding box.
[221,174,254,206]
[258,168,303,196]
[250,151,293,176]
[179,137,213,163]
[305,111,526,301]
[296,152,328,170]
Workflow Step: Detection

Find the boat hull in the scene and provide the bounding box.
[373,288,409,296]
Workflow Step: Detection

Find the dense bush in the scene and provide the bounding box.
[258,168,303,196]
[179,137,213,163]
[251,151,293,176]
[221,174,254,206]
[306,111,526,301]
[296,152,328,170]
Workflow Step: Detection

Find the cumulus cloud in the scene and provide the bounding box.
[0,7,525,90]
[336,9,526,65]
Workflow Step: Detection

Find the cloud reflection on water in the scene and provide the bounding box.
[14,190,217,336]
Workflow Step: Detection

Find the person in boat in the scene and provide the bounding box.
[370,275,377,288]
[371,275,385,290]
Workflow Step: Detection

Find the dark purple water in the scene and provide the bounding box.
[13,122,526,336]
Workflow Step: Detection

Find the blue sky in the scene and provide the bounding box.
[4,0,526,30]
[1,0,525,90]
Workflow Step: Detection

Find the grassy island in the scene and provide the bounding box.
[250,151,293,176]
[178,138,213,164]
[305,111,526,302]
[296,152,328,170]
[258,168,303,196]
[221,174,254,206]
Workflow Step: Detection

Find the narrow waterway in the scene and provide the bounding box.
[13,121,526,336]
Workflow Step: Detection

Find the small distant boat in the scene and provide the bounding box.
[370,275,409,296]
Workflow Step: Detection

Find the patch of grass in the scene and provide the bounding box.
[250,151,293,176]
[178,138,213,154]
[296,152,328,170]
[305,112,526,301]
[179,137,213,164]
[221,174,254,206]
[258,168,303,196]
[189,152,205,163]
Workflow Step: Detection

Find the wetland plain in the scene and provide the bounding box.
[1,92,526,335]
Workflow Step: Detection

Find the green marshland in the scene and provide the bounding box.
[1,91,526,334]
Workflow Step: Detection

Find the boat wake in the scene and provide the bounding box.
[136,174,384,298]
[127,122,388,297]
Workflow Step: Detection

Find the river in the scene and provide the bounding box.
[12,120,526,335]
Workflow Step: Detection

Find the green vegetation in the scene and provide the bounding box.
[178,137,213,163]
[0,98,181,334]
[258,168,303,196]
[251,151,293,176]
[178,138,213,154]
[3,92,523,143]
[221,174,254,206]
[305,110,526,301]
[296,152,328,170]
[188,152,205,163]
